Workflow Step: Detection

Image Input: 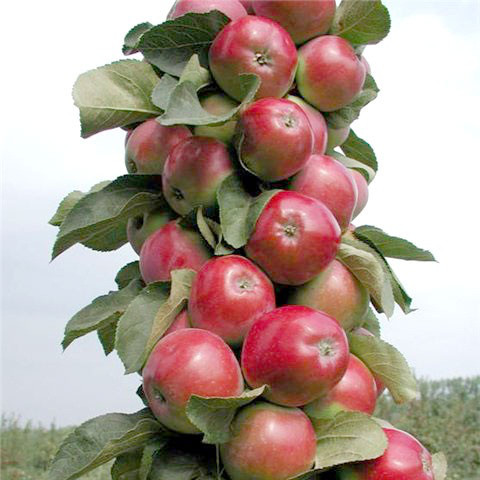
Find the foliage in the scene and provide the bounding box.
[0,415,111,480]
[2,378,477,478]
[375,376,480,479]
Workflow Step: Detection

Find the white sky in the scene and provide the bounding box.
[1,1,480,427]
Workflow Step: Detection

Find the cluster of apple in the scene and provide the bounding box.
[115,1,437,479]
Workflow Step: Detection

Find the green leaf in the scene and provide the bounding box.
[97,322,118,356]
[144,269,196,360]
[62,279,143,350]
[179,54,211,89]
[116,269,195,374]
[355,225,436,262]
[52,175,164,259]
[115,282,170,375]
[341,130,378,173]
[151,74,178,111]
[159,73,259,126]
[111,450,143,480]
[199,213,235,256]
[337,242,394,318]
[73,60,161,138]
[115,261,142,290]
[148,444,213,480]
[432,452,448,480]
[325,74,379,129]
[139,440,169,480]
[138,11,230,77]
[330,151,375,183]
[348,332,418,403]
[196,208,217,249]
[246,190,281,239]
[311,412,387,471]
[362,307,381,337]
[186,387,266,444]
[49,181,111,227]
[331,0,391,45]
[151,55,211,111]
[346,230,415,314]
[50,191,84,227]
[217,175,252,249]
[123,22,154,55]
[49,409,168,480]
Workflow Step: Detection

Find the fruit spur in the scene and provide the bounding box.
[49,1,446,479]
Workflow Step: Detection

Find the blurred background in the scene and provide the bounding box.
[1,0,479,479]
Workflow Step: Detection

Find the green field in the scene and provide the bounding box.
[1,377,478,479]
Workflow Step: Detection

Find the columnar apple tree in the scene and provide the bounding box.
[48,1,448,479]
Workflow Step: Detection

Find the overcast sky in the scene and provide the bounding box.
[1,1,480,427]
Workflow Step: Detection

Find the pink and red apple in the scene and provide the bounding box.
[220,402,316,480]
[297,36,366,112]
[290,154,358,232]
[252,0,336,45]
[142,328,244,433]
[127,209,174,255]
[242,305,349,407]
[304,354,377,419]
[189,255,276,346]
[125,118,191,174]
[236,98,313,181]
[209,16,298,101]
[162,136,234,215]
[351,170,369,219]
[326,126,350,151]
[238,0,253,13]
[139,220,211,283]
[336,428,435,480]
[193,93,239,144]
[167,0,247,20]
[164,309,190,336]
[361,56,372,75]
[289,259,369,331]
[245,191,341,286]
[286,95,328,155]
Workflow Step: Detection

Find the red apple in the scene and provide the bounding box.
[297,36,366,112]
[124,128,134,146]
[162,136,234,215]
[326,126,350,151]
[209,16,298,101]
[167,0,247,20]
[245,191,341,286]
[361,56,372,75]
[125,118,191,174]
[351,170,369,219]
[220,402,316,480]
[336,428,435,480]
[252,0,336,45]
[304,354,377,419]
[236,98,314,181]
[139,220,211,283]
[286,95,328,155]
[353,328,386,396]
[242,305,349,407]
[290,154,358,232]
[164,309,190,336]
[193,93,239,144]
[189,255,276,346]
[289,260,369,332]
[143,328,244,433]
[127,209,174,255]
